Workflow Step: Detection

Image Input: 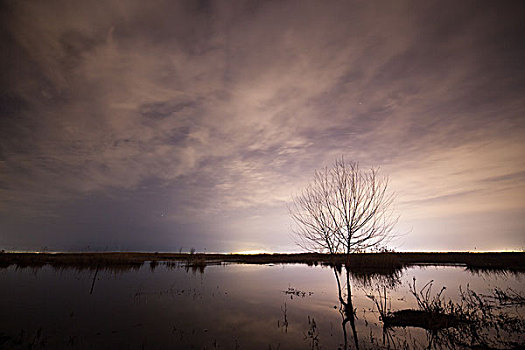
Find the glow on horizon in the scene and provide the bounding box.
[232,249,271,255]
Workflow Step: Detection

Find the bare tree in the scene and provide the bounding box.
[290,157,398,349]
[289,157,398,255]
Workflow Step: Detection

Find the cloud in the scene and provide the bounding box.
[1,0,524,251]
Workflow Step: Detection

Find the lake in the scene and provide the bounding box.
[1,262,523,349]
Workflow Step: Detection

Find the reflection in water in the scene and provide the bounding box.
[334,266,359,349]
[305,316,320,350]
[0,263,523,349]
[333,263,406,349]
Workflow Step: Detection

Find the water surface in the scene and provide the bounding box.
[1,263,523,349]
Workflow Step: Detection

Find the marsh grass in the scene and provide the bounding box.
[0,327,46,349]
[378,279,462,330]
[485,287,525,307]
[183,256,208,274]
[0,252,523,273]
[368,278,525,349]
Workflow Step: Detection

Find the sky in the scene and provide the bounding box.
[1,0,524,253]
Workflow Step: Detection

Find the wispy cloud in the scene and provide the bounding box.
[1,0,524,251]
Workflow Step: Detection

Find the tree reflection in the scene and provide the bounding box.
[332,263,406,350]
[333,265,359,349]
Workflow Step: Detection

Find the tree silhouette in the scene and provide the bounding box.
[290,157,398,255]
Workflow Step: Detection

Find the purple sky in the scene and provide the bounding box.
[1,0,524,252]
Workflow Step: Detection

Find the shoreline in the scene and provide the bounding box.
[1,251,523,272]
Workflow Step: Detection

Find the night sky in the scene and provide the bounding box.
[1,1,524,253]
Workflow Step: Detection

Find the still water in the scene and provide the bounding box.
[1,263,523,349]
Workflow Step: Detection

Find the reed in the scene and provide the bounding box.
[1,251,523,272]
